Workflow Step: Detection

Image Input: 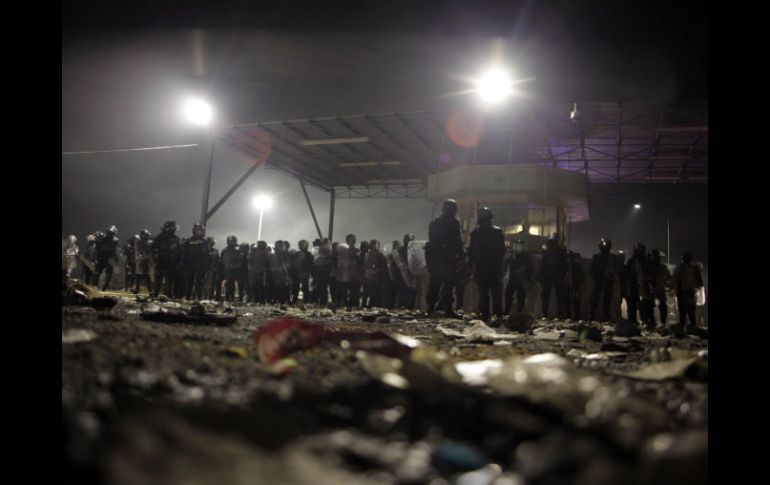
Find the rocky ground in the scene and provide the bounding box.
[62,289,707,485]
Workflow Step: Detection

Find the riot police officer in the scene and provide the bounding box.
[134,229,153,294]
[314,239,333,306]
[80,233,98,285]
[248,241,270,303]
[650,249,671,325]
[182,223,211,301]
[335,235,360,308]
[93,225,120,291]
[625,243,654,327]
[426,199,464,318]
[152,220,181,298]
[123,235,138,291]
[589,238,616,322]
[540,237,568,319]
[672,252,703,329]
[364,239,389,308]
[220,235,241,303]
[290,240,314,304]
[504,239,534,314]
[396,233,417,308]
[206,237,219,300]
[468,207,506,321]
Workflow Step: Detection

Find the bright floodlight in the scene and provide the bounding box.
[634,203,642,209]
[476,69,513,103]
[184,98,213,126]
[252,195,273,211]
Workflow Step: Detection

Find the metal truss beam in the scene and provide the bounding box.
[334,184,427,198]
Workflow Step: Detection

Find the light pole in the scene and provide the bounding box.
[183,98,215,225]
[252,195,273,241]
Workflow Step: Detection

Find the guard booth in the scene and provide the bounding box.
[426,164,595,318]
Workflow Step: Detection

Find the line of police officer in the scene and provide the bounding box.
[69,202,703,328]
[73,221,426,310]
[426,199,704,328]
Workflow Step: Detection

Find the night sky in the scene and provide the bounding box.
[62,2,707,265]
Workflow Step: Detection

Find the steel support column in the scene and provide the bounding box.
[300,179,324,240]
[328,189,336,240]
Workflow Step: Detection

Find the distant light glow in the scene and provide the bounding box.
[476,69,513,103]
[184,98,212,126]
[634,203,642,209]
[252,194,273,211]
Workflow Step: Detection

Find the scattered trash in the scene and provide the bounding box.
[436,321,519,343]
[222,346,248,358]
[376,316,391,324]
[141,308,237,326]
[361,313,378,322]
[269,358,299,375]
[253,317,420,364]
[612,354,707,381]
[614,320,641,337]
[62,329,98,344]
[600,342,634,353]
[533,331,561,341]
[253,318,326,364]
[432,441,489,472]
[577,324,603,342]
[504,312,534,333]
[455,464,507,485]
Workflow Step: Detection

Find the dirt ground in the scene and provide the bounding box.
[62,292,708,485]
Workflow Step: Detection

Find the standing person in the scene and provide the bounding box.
[504,239,534,314]
[330,242,339,305]
[540,237,568,319]
[181,223,211,301]
[205,237,219,300]
[566,251,586,320]
[386,241,402,308]
[672,252,703,330]
[335,235,360,308]
[152,221,181,298]
[278,241,293,304]
[248,241,270,304]
[649,249,671,325]
[468,207,506,321]
[290,240,314,304]
[588,238,617,322]
[358,240,370,308]
[219,236,241,303]
[426,200,464,318]
[314,239,333,306]
[454,252,471,313]
[123,236,138,292]
[269,241,290,304]
[237,243,250,303]
[93,226,120,291]
[80,233,98,285]
[308,239,322,302]
[62,235,79,290]
[365,240,389,308]
[397,233,417,308]
[625,243,650,325]
[134,229,153,294]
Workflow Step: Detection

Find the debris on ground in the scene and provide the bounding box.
[63,299,708,484]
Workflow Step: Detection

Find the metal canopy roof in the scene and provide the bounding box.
[219,101,707,198]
